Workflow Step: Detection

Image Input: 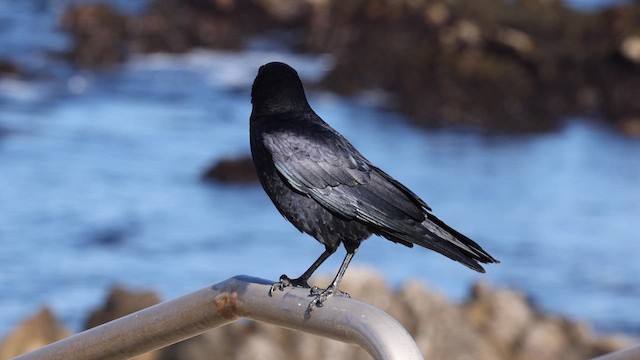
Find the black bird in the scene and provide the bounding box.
[250,62,498,309]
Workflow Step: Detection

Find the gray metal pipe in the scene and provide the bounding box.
[592,344,640,360]
[13,275,423,360]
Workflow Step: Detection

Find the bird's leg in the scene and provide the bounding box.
[307,249,356,310]
[269,249,333,296]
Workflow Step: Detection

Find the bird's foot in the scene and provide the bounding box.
[269,274,311,296]
[306,285,350,310]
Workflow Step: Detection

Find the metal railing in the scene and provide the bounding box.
[593,344,640,360]
[13,275,424,360]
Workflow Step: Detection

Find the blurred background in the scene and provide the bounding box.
[1,0,640,356]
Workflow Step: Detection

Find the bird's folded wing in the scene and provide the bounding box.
[264,131,427,231]
[264,130,370,188]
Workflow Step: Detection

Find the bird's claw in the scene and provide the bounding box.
[269,274,290,296]
[306,285,350,311]
[269,274,311,296]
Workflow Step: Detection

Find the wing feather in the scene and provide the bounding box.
[263,122,431,239]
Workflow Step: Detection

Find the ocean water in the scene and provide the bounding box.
[1,1,639,337]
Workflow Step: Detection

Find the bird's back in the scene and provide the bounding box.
[250,111,374,252]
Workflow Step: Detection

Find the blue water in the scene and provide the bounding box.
[1,1,640,337]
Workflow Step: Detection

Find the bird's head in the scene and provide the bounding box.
[251,62,311,117]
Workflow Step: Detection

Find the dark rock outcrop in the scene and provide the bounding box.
[58,0,640,134]
[60,4,130,67]
[60,0,309,65]
[0,60,23,78]
[303,0,640,132]
[201,156,258,184]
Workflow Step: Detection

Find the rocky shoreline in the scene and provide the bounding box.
[0,269,635,359]
[58,0,640,134]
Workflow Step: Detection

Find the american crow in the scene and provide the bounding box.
[250,62,498,309]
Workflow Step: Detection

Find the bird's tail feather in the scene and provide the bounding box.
[383,213,499,273]
[422,213,499,272]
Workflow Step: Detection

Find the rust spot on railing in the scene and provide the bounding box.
[214,291,241,320]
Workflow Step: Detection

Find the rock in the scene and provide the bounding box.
[0,60,23,78]
[232,332,289,360]
[201,156,258,184]
[462,282,637,359]
[517,318,582,360]
[463,282,535,351]
[617,117,640,137]
[158,322,246,360]
[60,4,130,67]
[620,36,640,65]
[395,280,500,359]
[56,0,640,132]
[424,3,450,27]
[492,28,536,57]
[129,0,247,54]
[67,0,308,61]
[0,308,71,359]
